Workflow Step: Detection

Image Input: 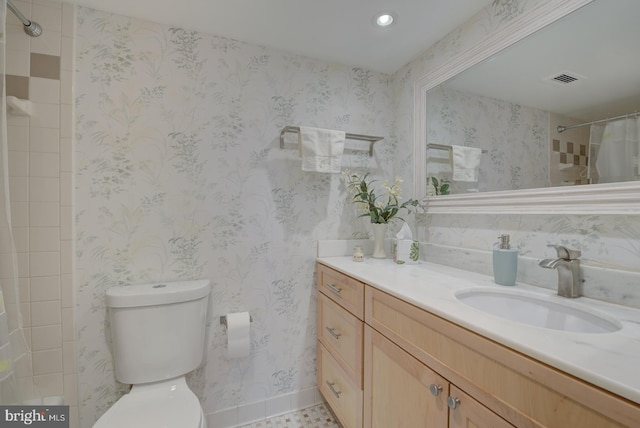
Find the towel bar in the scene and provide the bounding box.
[279,126,383,157]
[427,143,488,154]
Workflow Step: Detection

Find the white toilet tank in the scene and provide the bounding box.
[106,280,211,385]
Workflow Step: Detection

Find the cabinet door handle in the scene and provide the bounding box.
[326,381,342,398]
[326,283,342,294]
[429,384,443,397]
[447,396,461,410]
[325,326,341,340]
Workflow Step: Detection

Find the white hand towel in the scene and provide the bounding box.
[450,145,482,182]
[299,126,346,173]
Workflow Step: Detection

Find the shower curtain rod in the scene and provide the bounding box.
[6,0,42,37]
[557,111,640,133]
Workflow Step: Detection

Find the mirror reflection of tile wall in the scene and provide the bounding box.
[549,113,591,186]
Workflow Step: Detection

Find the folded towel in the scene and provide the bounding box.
[299,126,346,173]
[450,145,482,182]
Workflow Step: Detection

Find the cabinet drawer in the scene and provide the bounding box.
[317,263,364,319]
[365,286,637,428]
[318,342,363,428]
[318,292,363,386]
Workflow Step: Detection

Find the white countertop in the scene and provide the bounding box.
[317,256,640,405]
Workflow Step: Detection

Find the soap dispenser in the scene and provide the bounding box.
[493,234,518,286]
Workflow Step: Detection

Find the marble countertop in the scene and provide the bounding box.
[317,256,640,405]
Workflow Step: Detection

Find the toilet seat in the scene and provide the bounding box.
[93,377,205,428]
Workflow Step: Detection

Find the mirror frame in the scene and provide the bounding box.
[413,0,640,214]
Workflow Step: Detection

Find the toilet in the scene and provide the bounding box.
[93,279,211,428]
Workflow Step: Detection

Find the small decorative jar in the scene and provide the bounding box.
[352,245,365,262]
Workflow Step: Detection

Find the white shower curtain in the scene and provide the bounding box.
[594,117,640,183]
[587,123,604,184]
[0,0,40,404]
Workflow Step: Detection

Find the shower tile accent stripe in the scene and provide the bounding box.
[6,54,61,101]
[552,138,588,166]
[5,74,30,99]
[551,138,589,185]
[31,53,61,80]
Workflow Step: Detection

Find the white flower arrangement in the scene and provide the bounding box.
[344,171,419,224]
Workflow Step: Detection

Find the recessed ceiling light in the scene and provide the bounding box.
[375,13,395,27]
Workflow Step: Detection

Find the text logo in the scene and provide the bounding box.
[0,406,69,427]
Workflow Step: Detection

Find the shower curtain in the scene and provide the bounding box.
[0,0,40,404]
[587,123,604,184]
[593,117,640,183]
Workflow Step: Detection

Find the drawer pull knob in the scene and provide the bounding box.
[326,283,342,294]
[325,326,341,340]
[429,384,442,397]
[326,381,342,398]
[447,396,461,410]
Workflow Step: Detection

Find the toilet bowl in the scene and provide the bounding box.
[93,280,210,428]
[93,377,206,428]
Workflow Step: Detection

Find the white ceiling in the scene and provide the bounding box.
[70,0,493,74]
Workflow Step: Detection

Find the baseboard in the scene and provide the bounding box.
[206,387,324,428]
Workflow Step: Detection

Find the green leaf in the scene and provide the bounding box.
[346,171,420,224]
[410,242,420,261]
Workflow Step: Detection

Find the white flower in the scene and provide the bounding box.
[342,171,419,224]
[383,177,402,199]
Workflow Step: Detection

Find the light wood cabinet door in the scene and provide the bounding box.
[364,326,448,428]
[448,385,513,428]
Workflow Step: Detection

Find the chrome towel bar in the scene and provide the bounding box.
[279,126,383,157]
[427,143,488,154]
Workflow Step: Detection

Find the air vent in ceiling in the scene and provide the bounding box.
[553,73,578,84]
[544,71,586,86]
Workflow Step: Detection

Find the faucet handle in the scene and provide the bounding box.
[547,244,581,260]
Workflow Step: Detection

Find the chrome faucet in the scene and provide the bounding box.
[539,244,582,298]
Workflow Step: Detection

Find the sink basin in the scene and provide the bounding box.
[455,288,621,333]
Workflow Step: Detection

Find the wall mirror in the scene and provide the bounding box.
[413,0,640,214]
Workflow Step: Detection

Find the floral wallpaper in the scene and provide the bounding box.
[426,86,549,192]
[74,7,393,426]
[73,0,640,426]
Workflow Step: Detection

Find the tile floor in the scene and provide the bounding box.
[237,402,342,428]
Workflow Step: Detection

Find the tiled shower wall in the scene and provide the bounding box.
[5,0,77,425]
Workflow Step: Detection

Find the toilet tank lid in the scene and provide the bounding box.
[106,280,211,308]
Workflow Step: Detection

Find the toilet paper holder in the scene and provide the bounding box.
[220,314,253,327]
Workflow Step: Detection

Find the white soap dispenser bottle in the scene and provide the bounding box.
[493,234,518,286]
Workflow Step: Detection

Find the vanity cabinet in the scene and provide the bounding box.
[316,262,640,428]
[364,325,512,428]
[316,264,364,428]
[365,285,638,428]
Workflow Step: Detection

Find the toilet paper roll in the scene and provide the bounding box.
[226,312,251,358]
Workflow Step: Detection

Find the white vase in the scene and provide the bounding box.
[372,223,388,259]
